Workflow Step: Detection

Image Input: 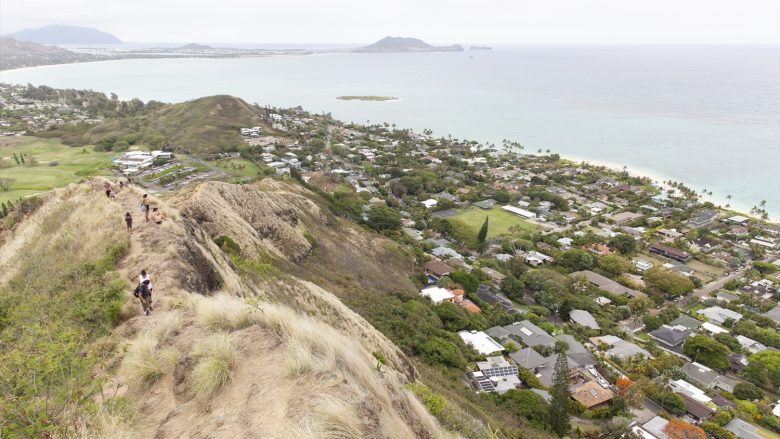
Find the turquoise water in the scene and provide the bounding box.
[2,45,778,218]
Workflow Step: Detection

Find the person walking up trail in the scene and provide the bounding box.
[137,270,154,314]
[141,194,151,222]
[125,212,133,234]
[134,279,153,316]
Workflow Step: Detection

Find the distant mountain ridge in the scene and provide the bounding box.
[8,25,121,44]
[0,37,98,70]
[356,36,463,53]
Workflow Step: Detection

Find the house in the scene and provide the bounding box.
[649,325,690,351]
[729,353,748,372]
[725,215,749,225]
[509,349,584,387]
[569,310,600,330]
[590,335,651,360]
[701,322,729,335]
[650,243,692,262]
[657,228,684,240]
[557,237,574,248]
[402,227,423,241]
[500,320,556,348]
[725,418,763,439]
[633,259,654,272]
[458,330,504,355]
[670,379,711,404]
[424,260,454,282]
[466,355,521,394]
[681,362,718,389]
[669,314,703,331]
[431,246,462,260]
[687,209,719,228]
[696,306,742,325]
[763,306,780,325]
[716,291,739,303]
[570,270,645,298]
[502,205,536,219]
[480,267,506,286]
[735,335,767,354]
[677,392,715,420]
[422,199,438,209]
[419,287,455,304]
[586,243,612,256]
[639,416,671,439]
[570,381,614,409]
[473,199,495,210]
[611,211,643,225]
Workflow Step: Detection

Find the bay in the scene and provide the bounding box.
[1,45,778,218]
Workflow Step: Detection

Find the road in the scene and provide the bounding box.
[692,270,744,299]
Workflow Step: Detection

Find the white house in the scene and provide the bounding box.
[501,205,536,219]
[422,199,438,209]
[458,330,505,355]
[420,287,455,304]
[697,307,742,325]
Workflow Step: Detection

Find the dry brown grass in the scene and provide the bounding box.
[195,293,252,331]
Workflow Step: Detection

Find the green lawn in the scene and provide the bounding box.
[450,206,539,238]
[0,137,115,204]
[215,158,262,178]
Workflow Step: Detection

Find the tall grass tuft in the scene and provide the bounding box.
[195,294,251,331]
[190,333,237,400]
[122,334,163,390]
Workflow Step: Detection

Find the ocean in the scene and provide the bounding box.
[1,45,778,218]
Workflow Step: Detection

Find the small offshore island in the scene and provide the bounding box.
[336,95,398,101]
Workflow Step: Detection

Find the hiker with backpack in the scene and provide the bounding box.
[134,279,153,316]
[141,194,151,222]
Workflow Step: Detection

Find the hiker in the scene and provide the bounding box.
[125,212,133,234]
[134,279,153,316]
[104,181,113,198]
[150,207,166,225]
[141,194,151,222]
[119,180,124,190]
[138,270,154,312]
[139,270,154,297]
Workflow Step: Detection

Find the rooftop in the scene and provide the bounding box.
[458,330,504,355]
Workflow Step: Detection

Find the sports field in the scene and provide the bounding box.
[449,206,539,238]
[0,136,114,204]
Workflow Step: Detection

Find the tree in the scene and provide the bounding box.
[733,382,764,401]
[743,350,780,389]
[0,178,13,192]
[655,391,686,415]
[683,335,730,370]
[645,267,694,297]
[609,234,637,255]
[664,418,706,439]
[501,275,525,301]
[599,254,631,275]
[501,389,550,429]
[366,205,401,231]
[713,333,741,353]
[558,249,596,272]
[493,190,511,204]
[549,352,571,437]
[477,216,489,244]
[643,315,662,331]
[699,422,736,439]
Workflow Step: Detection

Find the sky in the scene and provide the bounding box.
[2,0,779,45]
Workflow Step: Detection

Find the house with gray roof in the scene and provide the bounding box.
[558,334,596,366]
[590,335,651,360]
[668,314,703,330]
[569,310,600,330]
[682,362,718,388]
[763,306,780,325]
[725,418,762,439]
[502,320,556,348]
[649,325,690,351]
[570,270,646,298]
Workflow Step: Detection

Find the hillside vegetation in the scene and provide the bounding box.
[0,180,473,438]
[46,95,265,155]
